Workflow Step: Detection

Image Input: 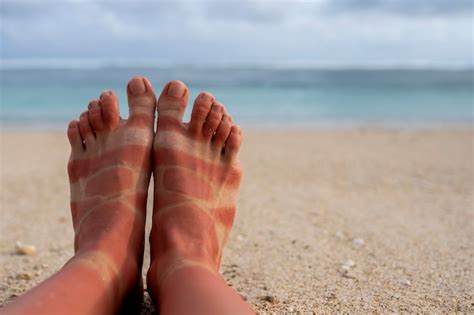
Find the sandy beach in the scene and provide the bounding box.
[0,128,473,313]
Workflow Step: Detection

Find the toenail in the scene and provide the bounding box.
[211,104,222,112]
[88,100,99,109]
[100,90,112,99]
[167,81,186,98]
[128,78,147,96]
[199,92,214,102]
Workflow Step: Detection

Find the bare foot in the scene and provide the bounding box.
[1,77,158,315]
[148,81,252,314]
[66,76,156,312]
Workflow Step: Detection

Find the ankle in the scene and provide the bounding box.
[71,249,141,301]
[147,250,218,292]
[148,206,223,271]
[148,264,254,315]
[146,254,219,301]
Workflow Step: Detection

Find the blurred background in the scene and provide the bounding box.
[1,0,473,128]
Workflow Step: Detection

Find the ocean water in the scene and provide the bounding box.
[0,67,473,129]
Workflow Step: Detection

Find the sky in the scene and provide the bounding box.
[0,0,473,67]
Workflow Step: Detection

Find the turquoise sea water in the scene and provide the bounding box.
[0,68,473,128]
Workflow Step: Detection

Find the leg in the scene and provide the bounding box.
[147,81,254,314]
[2,77,157,315]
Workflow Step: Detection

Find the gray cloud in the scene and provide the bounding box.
[204,1,290,23]
[324,0,473,16]
[0,0,472,65]
[95,1,186,20]
[1,1,66,18]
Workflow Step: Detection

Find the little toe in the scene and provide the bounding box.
[88,100,105,132]
[99,91,120,131]
[188,92,215,135]
[127,76,157,127]
[224,125,242,165]
[202,102,224,140]
[156,80,189,126]
[67,120,84,153]
[213,114,233,147]
[79,111,95,147]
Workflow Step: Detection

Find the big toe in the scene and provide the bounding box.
[156,80,189,125]
[127,76,157,127]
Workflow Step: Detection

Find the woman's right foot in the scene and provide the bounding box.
[67,76,156,313]
[148,80,253,314]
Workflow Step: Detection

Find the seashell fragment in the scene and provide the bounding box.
[341,259,355,271]
[15,241,37,255]
[352,238,365,247]
[16,272,33,280]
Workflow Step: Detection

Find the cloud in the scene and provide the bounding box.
[323,0,473,16]
[0,0,472,66]
[1,1,50,18]
[204,1,291,23]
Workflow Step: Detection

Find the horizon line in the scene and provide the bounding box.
[1,58,473,71]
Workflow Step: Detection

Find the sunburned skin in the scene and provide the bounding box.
[1,76,157,315]
[147,81,254,314]
[1,77,254,315]
[67,78,157,312]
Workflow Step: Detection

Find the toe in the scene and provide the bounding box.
[88,100,105,132]
[127,76,157,127]
[202,102,224,140]
[79,111,95,147]
[188,92,215,135]
[99,91,120,131]
[224,125,242,165]
[88,99,99,110]
[156,80,189,126]
[67,120,83,152]
[213,114,233,147]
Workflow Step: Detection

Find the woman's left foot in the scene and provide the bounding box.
[147,80,244,302]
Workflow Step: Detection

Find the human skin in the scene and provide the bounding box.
[1,77,157,315]
[1,77,254,315]
[147,80,254,314]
